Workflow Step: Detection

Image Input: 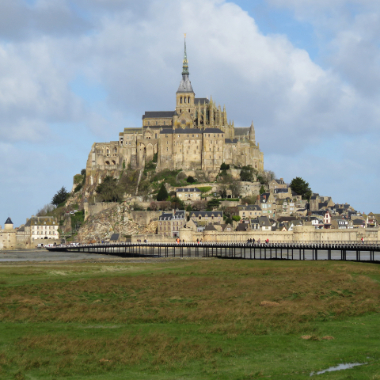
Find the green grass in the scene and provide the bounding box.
[0,260,379,379]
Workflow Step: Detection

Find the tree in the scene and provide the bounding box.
[264,170,275,182]
[192,200,207,211]
[220,163,230,170]
[290,177,312,200]
[260,185,266,195]
[230,182,241,198]
[52,187,69,206]
[96,176,123,202]
[171,197,185,210]
[186,176,196,183]
[157,183,169,201]
[232,215,241,222]
[207,199,221,210]
[240,166,255,182]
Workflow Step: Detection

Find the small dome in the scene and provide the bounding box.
[5,217,13,225]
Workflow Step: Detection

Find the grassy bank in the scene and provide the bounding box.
[0,259,379,379]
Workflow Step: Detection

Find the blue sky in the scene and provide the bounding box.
[1,0,380,226]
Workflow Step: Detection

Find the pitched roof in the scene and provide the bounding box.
[258,216,271,226]
[194,98,209,104]
[5,217,13,225]
[238,205,261,211]
[204,224,217,231]
[203,128,224,134]
[190,211,223,217]
[160,128,204,135]
[225,138,238,144]
[236,223,249,231]
[110,234,120,241]
[142,111,175,119]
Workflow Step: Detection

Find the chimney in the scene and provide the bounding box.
[280,178,283,182]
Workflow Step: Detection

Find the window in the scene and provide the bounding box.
[156,121,158,125]
[188,96,190,103]
[180,97,182,103]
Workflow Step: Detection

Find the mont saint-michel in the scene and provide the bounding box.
[86,38,264,181]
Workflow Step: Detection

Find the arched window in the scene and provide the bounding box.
[184,97,187,103]
[180,97,182,103]
[188,96,190,103]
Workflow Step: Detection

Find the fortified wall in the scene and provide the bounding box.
[180,226,379,243]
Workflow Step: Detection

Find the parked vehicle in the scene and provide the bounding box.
[36,243,44,248]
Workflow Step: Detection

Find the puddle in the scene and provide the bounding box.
[310,362,366,376]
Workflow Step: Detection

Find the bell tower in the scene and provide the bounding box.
[175,35,195,128]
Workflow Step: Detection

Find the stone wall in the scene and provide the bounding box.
[85,202,119,221]
[179,225,380,243]
[130,211,161,226]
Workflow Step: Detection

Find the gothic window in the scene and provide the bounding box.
[188,96,190,103]
[184,97,187,103]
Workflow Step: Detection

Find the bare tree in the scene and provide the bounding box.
[36,204,56,216]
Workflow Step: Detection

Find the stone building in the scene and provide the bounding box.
[86,38,264,184]
[158,210,186,237]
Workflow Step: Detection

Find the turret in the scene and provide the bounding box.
[4,217,13,231]
[249,121,256,144]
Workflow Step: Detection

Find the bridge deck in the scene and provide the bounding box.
[46,242,380,262]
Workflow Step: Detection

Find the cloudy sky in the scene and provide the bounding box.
[1,0,380,226]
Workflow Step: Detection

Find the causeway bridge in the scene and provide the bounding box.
[46,242,380,262]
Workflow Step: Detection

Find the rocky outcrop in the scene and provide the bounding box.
[77,203,157,243]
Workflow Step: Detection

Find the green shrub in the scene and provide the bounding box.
[187,176,196,183]
[198,186,212,193]
[232,215,241,221]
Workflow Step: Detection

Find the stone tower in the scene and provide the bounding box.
[175,36,196,128]
[249,121,256,144]
[4,217,13,231]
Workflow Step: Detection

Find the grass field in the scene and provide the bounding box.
[0,258,379,379]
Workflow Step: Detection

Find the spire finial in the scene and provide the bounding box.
[182,34,189,76]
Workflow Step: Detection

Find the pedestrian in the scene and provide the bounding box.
[361,237,364,244]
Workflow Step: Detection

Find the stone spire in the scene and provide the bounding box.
[182,36,189,75]
[177,35,194,93]
[249,121,256,144]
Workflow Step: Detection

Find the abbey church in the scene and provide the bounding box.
[86,39,264,181]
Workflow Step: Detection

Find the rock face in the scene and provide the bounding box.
[77,203,157,243]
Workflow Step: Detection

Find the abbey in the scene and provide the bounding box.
[86,39,264,180]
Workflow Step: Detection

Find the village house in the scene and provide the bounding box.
[158,210,185,237]
[175,187,202,202]
[237,204,262,220]
[188,211,223,224]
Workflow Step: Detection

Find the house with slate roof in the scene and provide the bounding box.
[158,210,186,237]
[189,211,223,224]
[176,187,202,202]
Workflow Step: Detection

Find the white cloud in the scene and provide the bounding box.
[1,0,380,223]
